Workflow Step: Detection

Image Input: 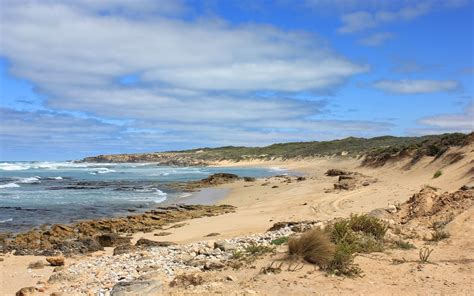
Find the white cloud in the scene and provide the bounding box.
[418,102,474,131]
[0,0,384,157]
[338,3,431,33]
[1,2,367,94]
[372,79,460,94]
[359,32,393,46]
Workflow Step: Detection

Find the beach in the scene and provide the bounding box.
[1,143,473,295]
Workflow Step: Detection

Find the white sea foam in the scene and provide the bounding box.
[18,177,41,184]
[0,163,29,171]
[154,189,167,203]
[0,183,20,188]
[0,218,13,223]
[90,168,116,175]
[269,166,287,172]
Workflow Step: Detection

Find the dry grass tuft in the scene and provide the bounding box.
[288,228,335,268]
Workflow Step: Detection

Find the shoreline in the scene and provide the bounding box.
[1,145,473,295]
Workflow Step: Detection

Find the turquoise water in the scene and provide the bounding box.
[0,161,283,232]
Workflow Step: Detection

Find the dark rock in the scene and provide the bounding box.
[325,169,352,176]
[113,244,137,255]
[95,233,131,248]
[135,238,176,248]
[15,287,36,296]
[338,175,354,181]
[333,182,355,190]
[205,232,220,237]
[153,232,172,236]
[110,280,162,296]
[296,177,306,182]
[46,256,65,266]
[243,177,256,182]
[200,173,240,185]
[204,260,225,270]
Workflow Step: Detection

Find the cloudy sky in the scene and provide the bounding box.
[0,0,473,160]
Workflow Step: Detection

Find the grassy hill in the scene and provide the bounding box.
[81,132,472,166]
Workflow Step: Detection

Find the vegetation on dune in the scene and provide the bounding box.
[287,214,388,277]
[82,132,472,165]
[433,170,443,178]
[288,229,335,267]
[362,132,471,167]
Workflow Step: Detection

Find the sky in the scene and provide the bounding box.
[0,0,473,161]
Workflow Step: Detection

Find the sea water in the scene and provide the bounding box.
[0,161,282,233]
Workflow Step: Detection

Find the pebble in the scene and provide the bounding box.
[50,222,314,294]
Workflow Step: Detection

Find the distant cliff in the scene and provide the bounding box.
[80,132,473,166]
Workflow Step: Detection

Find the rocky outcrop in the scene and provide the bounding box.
[165,173,241,192]
[81,152,208,166]
[1,205,235,255]
[325,169,376,191]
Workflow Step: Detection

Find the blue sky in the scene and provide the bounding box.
[0,0,473,160]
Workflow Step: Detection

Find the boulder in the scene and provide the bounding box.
[15,287,36,296]
[46,256,65,266]
[213,241,237,251]
[110,280,162,296]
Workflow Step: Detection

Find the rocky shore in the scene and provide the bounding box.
[1,204,235,256]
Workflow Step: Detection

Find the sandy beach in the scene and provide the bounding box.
[1,143,473,295]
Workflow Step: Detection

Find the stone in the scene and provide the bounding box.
[15,287,36,296]
[46,256,65,266]
[135,238,176,248]
[385,204,397,214]
[204,260,225,270]
[113,244,137,255]
[205,232,220,237]
[362,181,371,186]
[225,275,236,281]
[47,271,78,284]
[53,266,65,272]
[110,280,162,296]
[153,232,172,236]
[325,169,352,176]
[95,233,131,247]
[214,241,237,251]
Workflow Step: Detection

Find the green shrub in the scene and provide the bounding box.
[347,214,388,240]
[429,230,450,241]
[393,240,416,250]
[327,241,362,277]
[244,243,275,256]
[433,170,442,178]
[271,236,289,245]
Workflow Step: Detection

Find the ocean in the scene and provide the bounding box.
[0,161,282,233]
